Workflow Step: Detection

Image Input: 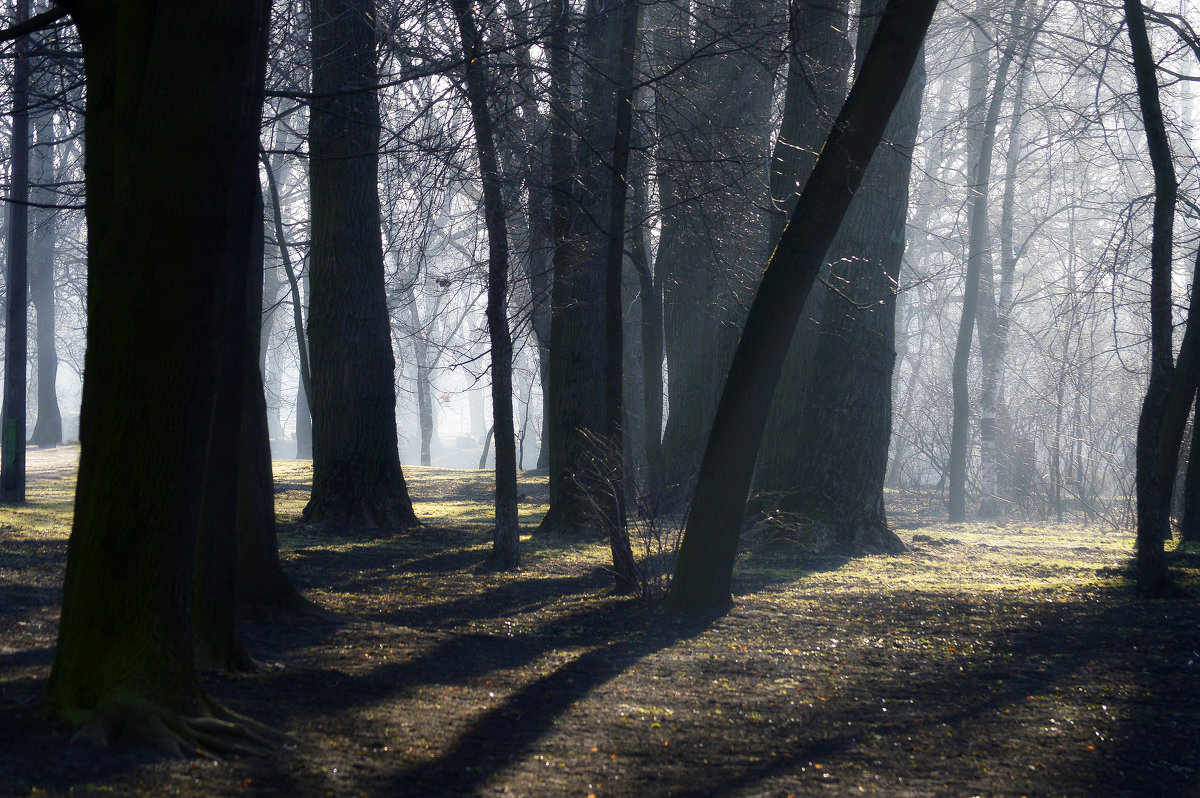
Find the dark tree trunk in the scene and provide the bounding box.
[599,0,641,593]
[451,0,520,569]
[1125,0,1177,597]
[629,160,664,504]
[1181,395,1200,543]
[193,187,257,676]
[238,193,321,623]
[655,0,781,506]
[745,0,851,502]
[47,0,275,754]
[305,0,418,528]
[754,0,916,558]
[664,0,937,614]
[28,78,60,449]
[536,0,607,537]
[0,0,30,502]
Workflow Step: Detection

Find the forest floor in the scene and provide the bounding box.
[3,448,1200,797]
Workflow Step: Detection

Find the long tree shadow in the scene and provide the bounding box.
[386,623,710,794]
[674,590,1200,797]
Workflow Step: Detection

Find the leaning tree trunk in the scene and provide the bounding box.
[753,0,917,558]
[47,0,276,754]
[665,0,937,614]
[305,0,418,528]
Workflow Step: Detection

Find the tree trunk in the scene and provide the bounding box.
[238,191,320,623]
[949,3,1024,521]
[752,0,918,556]
[599,0,641,593]
[655,0,781,506]
[1181,395,1200,542]
[0,0,30,502]
[451,0,520,569]
[305,0,418,528]
[28,69,60,449]
[536,0,608,537]
[664,0,937,614]
[1126,0,1177,597]
[47,0,275,754]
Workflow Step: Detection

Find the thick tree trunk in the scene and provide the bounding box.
[193,189,257,676]
[537,0,607,537]
[752,0,917,557]
[655,0,781,505]
[305,0,418,528]
[665,0,937,614]
[47,0,275,754]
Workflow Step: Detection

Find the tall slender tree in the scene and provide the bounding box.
[450,0,520,568]
[1125,0,1181,596]
[0,0,30,503]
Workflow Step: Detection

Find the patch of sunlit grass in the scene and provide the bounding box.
[270,460,551,529]
[735,519,1140,603]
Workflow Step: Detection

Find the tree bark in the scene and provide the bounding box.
[536,0,608,537]
[451,0,520,569]
[305,0,418,528]
[948,2,1024,521]
[655,0,781,506]
[0,0,30,502]
[47,0,276,754]
[665,0,938,614]
[28,60,61,449]
[1126,0,1177,597]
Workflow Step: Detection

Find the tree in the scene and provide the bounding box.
[535,0,612,537]
[654,0,782,505]
[1124,0,1176,598]
[948,0,1025,522]
[752,0,920,556]
[536,0,639,589]
[28,13,63,449]
[665,0,938,614]
[0,0,30,502]
[450,0,520,568]
[304,0,418,528]
[46,0,275,753]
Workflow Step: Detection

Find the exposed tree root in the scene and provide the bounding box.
[62,693,288,758]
